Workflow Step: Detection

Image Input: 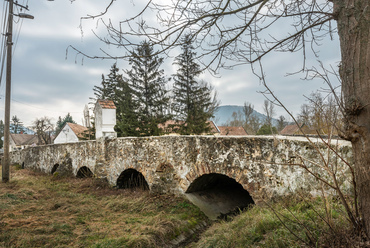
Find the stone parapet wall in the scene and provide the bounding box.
[9,135,353,202]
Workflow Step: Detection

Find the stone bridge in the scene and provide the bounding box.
[9,135,352,219]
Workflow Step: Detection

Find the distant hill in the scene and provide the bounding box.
[212,105,277,126]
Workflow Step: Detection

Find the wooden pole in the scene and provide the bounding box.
[2,0,13,182]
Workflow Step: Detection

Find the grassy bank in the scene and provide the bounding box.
[0,165,207,247]
[1,165,365,247]
[191,196,356,247]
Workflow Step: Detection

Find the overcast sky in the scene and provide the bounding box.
[0,0,341,128]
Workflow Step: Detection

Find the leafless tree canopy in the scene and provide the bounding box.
[32,117,54,145]
[263,99,275,126]
[72,0,335,73]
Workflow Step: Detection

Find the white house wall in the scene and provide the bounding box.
[102,109,116,131]
[54,125,79,144]
[95,105,103,139]
[94,101,117,139]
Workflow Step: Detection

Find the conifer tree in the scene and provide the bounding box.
[91,63,121,102]
[11,116,24,134]
[114,78,141,137]
[125,40,170,136]
[91,63,141,137]
[56,113,76,133]
[172,35,219,135]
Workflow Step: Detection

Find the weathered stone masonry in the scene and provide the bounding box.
[9,135,352,203]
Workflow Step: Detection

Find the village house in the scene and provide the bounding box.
[158,120,220,135]
[9,133,38,151]
[158,120,247,136]
[217,126,248,136]
[280,123,316,136]
[54,123,89,144]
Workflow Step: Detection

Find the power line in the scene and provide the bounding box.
[0,1,9,89]
[12,0,29,56]
[0,94,82,114]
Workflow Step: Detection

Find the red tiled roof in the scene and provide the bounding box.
[218,126,248,136]
[158,120,220,134]
[97,99,116,109]
[67,123,88,139]
[280,123,320,136]
[207,120,220,134]
[280,124,301,135]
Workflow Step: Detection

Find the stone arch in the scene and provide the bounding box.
[77,166,94,178]
[51,164,59,174]
[185,173,255,220]
[116,168,149,190]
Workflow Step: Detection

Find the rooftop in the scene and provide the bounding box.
[218,126,248,136]
[97,99,116,109]
[10,133,38,146]
[67,123,89,139]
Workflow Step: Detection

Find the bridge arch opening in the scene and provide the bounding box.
[51,164,59,174]
[185,173,254,220]
[116,169,149,190]
[77,166,94,178]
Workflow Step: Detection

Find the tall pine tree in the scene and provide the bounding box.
[91,63,140,137]
[11,116,24,134]
[172,35,219,134]
[114,78,141,137]
[125,40,170,136]
[91,63,121,102]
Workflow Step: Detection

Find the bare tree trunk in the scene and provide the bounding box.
[335,0,370,236]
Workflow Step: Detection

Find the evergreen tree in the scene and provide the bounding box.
[172,35,219,134]
[256,124,277,135]
[91,63,121,102]
[11,115,24,134]
[114,78,141,137]
[90,63,141,137]
[125,40,170,136]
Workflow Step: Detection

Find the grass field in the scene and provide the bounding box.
[1,165,365,247]
[0,165,208,247]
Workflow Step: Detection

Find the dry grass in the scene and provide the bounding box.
[2,165,367,248]
[190,195,369,248]
[0,165,207,248]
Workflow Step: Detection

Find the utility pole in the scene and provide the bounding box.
[2,1,33,182]
[2,0,14,182]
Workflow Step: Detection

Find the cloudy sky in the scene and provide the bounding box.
[0,0,341,128]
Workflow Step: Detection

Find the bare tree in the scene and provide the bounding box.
[243,102,254,121]
[262,99,275,127]
[32,117,54,145]
[243,102,261,134]
[71,0,370,237]
[276,115,287,132]
[297,91,343,136]
[225,111,244,127]
[298,104,311,126]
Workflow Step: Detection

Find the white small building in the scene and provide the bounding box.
[9,133,38,151]
[94,99,117,139]
[54,122,89,144]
